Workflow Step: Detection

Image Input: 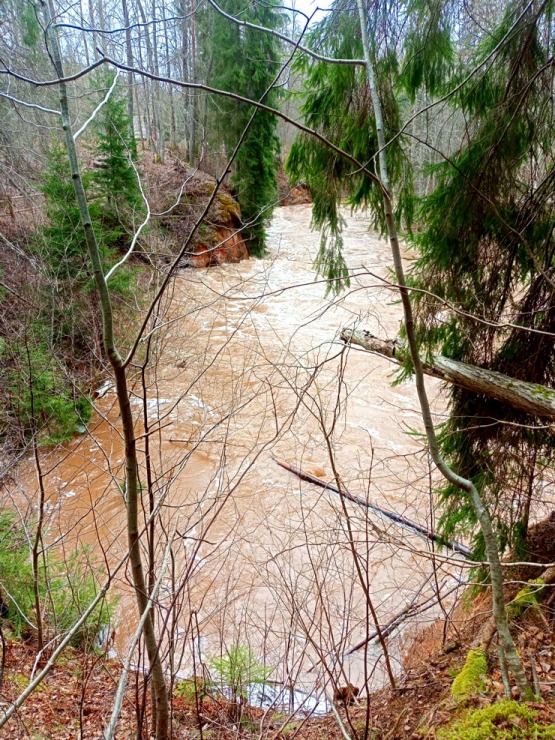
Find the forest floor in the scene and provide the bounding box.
[1,574,555,739]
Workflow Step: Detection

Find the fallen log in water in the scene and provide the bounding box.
[274,459,472,558]
[343,581,462,657]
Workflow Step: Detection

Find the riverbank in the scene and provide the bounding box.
[2,573,555,739]
[2,162,554,738]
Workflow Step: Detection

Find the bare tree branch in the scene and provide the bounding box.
[0,91,61,115]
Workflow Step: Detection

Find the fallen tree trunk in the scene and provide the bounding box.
[341,328,555,420]
[275,459,472,558]
[344,580,462,657]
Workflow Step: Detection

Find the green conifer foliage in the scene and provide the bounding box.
[91,71,142,246]
[398,0,454,102]
[19,0,41,49]
[288,0,554,559]
[27,75,142,434]
[5,339,92,446]
[39,145,100,282]
[286,1,414,292]
[39,145,132,304]
[409,0,555,558]
[39,74,141,289]
[206,1,282,257]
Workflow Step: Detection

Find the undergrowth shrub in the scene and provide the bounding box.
[48,545,116,650]
[175,676,209,703]
[210,644,271,719]
[0,512,114,649]
[1,338,91,446]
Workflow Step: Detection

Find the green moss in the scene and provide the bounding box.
[218,193,241,221]
[530,384,555,400]
[280,721,302,736]
[437,700,555,739]
[508,579,545,618]
[451,648,488,701]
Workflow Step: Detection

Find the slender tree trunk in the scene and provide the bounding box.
[88,0,99,61]
[31,443,46,653]
[121,0,135,136]
[29,360,45,654]
[355,0,532,699]
[189,0,197,163]
[151,0,165,161]
[79,0,90,66]
[41,1,171,734]
[163,13,177,147]
[136,0,163,160]
[136,37,150,149]
[180,0,190,148]
[97,0,108,57]
[180,0,198,162]
[0,624,6,689]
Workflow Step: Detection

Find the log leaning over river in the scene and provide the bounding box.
[341,328,555,420]
[275,459,472,558]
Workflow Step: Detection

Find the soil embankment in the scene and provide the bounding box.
[143,157,250,267]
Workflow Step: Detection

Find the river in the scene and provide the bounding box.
[14,204,463,704]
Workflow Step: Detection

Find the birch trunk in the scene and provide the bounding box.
[121,0,134,128]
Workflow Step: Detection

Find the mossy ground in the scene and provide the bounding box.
[451,648,488,702]
[437,700,555,739]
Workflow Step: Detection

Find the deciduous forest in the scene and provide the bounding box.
[0,1,554,738]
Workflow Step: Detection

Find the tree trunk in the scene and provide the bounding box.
[150,0,165,161]
[121,0,135,133]
[88,0,99,61]
[341,328,555,420]
[79,0,90,66]
[41,1,171,734]
[189,0,197,163]
[275,459,472,557]
[136,0,162,160]
[162,11,177,147]
[355,0,533,699]
[97,0,108,57]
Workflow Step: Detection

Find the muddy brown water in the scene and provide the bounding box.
[13,205,463,702]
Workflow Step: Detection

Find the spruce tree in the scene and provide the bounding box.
[40,145,99,282]
[408,0,555,558]
[288,0,555,560]
[206,0,282,257]
[91,71,142,247]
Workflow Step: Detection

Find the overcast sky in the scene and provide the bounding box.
[290,0,334,24]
